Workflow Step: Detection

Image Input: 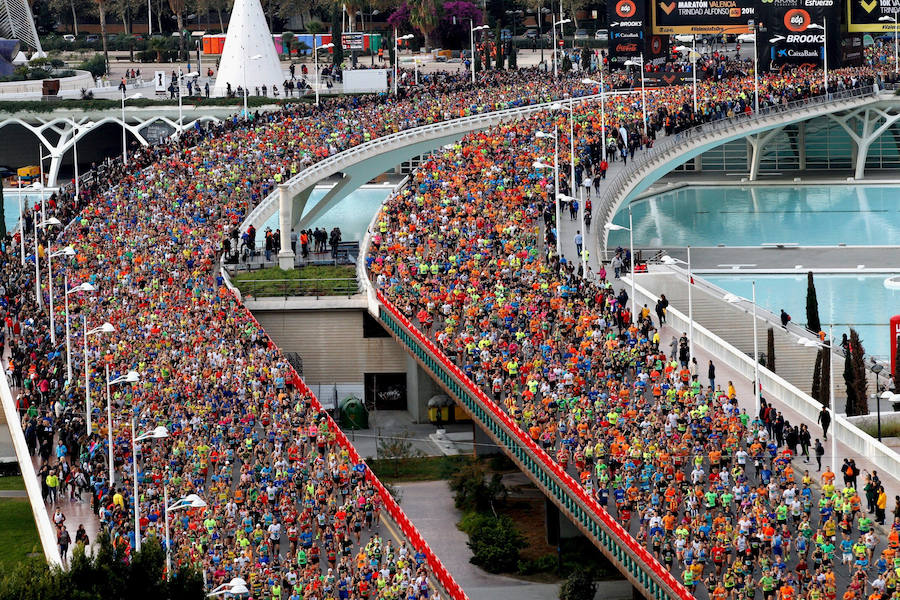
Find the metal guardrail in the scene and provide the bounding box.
[596,86,880,249]
[233,277,359,298]
[376,291,692,600]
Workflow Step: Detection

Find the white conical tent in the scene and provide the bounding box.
[213,0,284,97]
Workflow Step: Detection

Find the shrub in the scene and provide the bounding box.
[559,569,597,600]
[78,55,107,77]
[466,514,526,573]
[448,462,507,512]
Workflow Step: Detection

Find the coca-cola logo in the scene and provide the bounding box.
[616,42,639,52]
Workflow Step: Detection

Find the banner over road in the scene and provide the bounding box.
[847,0,900,32]
[652,0,756,34]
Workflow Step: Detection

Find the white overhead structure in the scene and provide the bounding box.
[0,0,42,52]
[213,0,283,97]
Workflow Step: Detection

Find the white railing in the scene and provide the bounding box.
[597,86,881,248]
[625,273,900,478]
[0,370,63,567]
[240,92,607,231]
[357,176,409,317]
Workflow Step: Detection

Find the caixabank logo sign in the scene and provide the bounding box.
[608,0,645,66]
[763,0,834,69]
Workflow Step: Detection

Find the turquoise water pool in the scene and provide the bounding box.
[263,186,392,241]
[2,189,57,232]
[704,274,900,359]
[608,185,900,247]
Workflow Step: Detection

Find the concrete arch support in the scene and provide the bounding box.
[827,106,900,179]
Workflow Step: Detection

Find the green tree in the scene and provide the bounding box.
[821,346,831,408]
[848,328,869,416]
[408,0,440,50]
[281,31,295,58]
[449,461,508,512]
[560,569,597,600]
[806,271,821,334]
[812,347,822,405]
[767,327,775,374]
[97,0,110,72]
[843,340,855,415]
[467,514,526,573]
[376,430,422,477]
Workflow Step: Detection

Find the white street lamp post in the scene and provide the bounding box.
[132,422,167,552]
[315,43,334,106]
[582,76,607,161]
[82,320,114,437]
[808,20,828,93]
[65,280,95,383]
[120,93,143,165]
[47,245,75,345]
[33,217,61,308]
[106,368,138,486]
[624,55,647,137]
[674,45,698,113]
[165,492,207,575]
[604,210,636,323]
[552,18,571,79]
[394,34,414,95]
[242,54,263,117]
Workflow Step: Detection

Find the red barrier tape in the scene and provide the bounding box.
[231,289,470,600]
[375,290,692,600]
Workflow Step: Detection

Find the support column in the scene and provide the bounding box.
[277,184,295,270]
[46,151,62,188]
[797,122,807,171]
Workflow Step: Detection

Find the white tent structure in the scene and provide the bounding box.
[213,0,284,97]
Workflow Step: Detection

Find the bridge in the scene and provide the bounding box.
[595,86,887,253]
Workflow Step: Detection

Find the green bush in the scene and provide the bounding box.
[517,553,558,575]
[448,462,507,512]
[466,514,526,573]
[78,55,107,77]
[559,569,597,600]
[457,510,491,535]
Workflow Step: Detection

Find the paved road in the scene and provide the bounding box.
[396,479,634,600]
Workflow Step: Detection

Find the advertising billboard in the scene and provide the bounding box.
[757,0,839,71]
[652,0,756,34]
[847,0,900,32]
[608,0,645,67]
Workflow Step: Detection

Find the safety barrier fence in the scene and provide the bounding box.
[232,292,470,600]
[374,290,692,600]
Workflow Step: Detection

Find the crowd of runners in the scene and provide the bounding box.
[2,57,896,600]
[367,67,899,600]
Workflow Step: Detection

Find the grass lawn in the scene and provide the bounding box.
[0,475,24,490]
[368,455,471,483]
[0,498,41,570]
[231,265,358,297]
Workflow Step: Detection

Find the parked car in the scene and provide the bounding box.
[736,32,755,43]
[85,34,98,42]
[525,28,540,39]
[674,34,695,43]
[574,28,591,40]
[62,34,75,42]
[594,29,609,42]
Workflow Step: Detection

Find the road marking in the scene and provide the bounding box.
[794,265,803,269]
[717,264,757,270]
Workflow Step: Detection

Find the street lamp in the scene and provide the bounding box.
[872,359,885,441]
[674,45,698,113]
[799,325,837,472]
[242,54,263,117]
[807,20,828,93]
[70,119,92,199]
[661,252,693,359]
[314,43,334,106]
[724,282,761,413]
[582,77,607,161]
[46,245,75,345]
[165,492,207,575]
[132,422,167,552]
[33,217,61,308]
[83,321,114,437]
[533,140,561,254]
[552,17,571,79]
[208,577,250,597]
[120,93,143,165]
[394,34,414,95]
[605,209,636,323]
[176,71,199,133]
[64,280,94,383]
[879,14,899,76]
[624,55,648,137]
[470,24,490,84]
[106,369,139,486]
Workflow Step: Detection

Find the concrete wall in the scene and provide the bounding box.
[0,70,94,95]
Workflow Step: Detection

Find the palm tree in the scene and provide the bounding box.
[97,0,110,71]
[281,31,295,58]
[408,0,439,50]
